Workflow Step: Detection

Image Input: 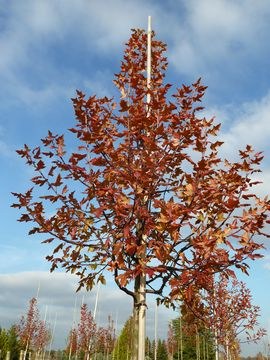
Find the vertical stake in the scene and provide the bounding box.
[154,302,158,360]
[48,312,57,360]
[146,15,152,115]
[93,281,100,320]
[137,17,151,360]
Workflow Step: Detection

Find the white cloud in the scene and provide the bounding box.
[198,90,270,200]
[0,0,164,109]
[0,0,159,69]
[0,271,175,349]
[219,91,270,161]
[0,271,130,348]
[169,0,270,75]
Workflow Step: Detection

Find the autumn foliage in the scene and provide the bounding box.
[12,29,270,307]
[16,297,51,353]
[66,303,115,358]
[202,275,266,356]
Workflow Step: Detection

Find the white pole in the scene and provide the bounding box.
[137,18,151,360]
[43,305,48,323]
[213,286,219,360]
[86,283,100,360]
[93,282,100,320]
[47,312,57,359]
[146,15,152,113]
[36,281,41,300]
[154,303,158,360]
[69,296,77,360]
[179,315,183,360]
[115,311,120,360]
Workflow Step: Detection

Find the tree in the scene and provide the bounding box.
[180,301,216,360]
[13,28,270,360]
[7,326,23,360]
[66,303,115,360]
[66,328,78,359]
[0,328,9,360]
[112,317,134,360]
[145,337,154,360]
[255,353,264,360]
[78,304,97,359]
[16,297,51,358]
[197,274,266,359]
[0,325,22,360]
[167,323,177,360]
[97,316,116,359]
[156,340,167,360]
[168,313,215,360]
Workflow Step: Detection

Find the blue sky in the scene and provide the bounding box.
[1,0,270,356]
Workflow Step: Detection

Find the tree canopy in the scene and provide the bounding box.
[13,29,270,303]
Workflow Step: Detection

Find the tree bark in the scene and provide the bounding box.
[133,273,146,360]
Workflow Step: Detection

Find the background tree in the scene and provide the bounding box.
[16,297,51,358]
[167,322,177,360]
[167,306,215,360]
[66,328,78,359]
[180,302,215,360]
[7,326,23,360]
[112,317,134,360]
[197,274,266,359]
[97,316,116,359]
[13,28,270,360]
[0,328,9,360]
[0,325,22,360]
[33,319,51,357]
[145,337,154,360]
[66,303,115,360]
[77,303,97,359]
[156,340,168,360]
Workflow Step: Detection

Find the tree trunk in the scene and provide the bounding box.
[214,333,219,360]
[5,351,10,360]
[133,273,146,360]
[196,326,200,360]
[19,350,24,360]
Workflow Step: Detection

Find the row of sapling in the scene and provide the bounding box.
[11,287,265,360]
[11,296,116,360]
[200,275,266,359]
[167,314,216,360]
[12,18,270,360]
[66,303,116,360]
[9,283,264,360]
[167,275,266,360]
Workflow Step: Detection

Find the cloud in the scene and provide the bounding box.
[168,0,270,78]
[197,90,270,199]
[1,0,270,109]
[0,0,164,110]
[0,271,175,349]
[0,0,158,70]
[0,271,131,348]
[218,91,270,162]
